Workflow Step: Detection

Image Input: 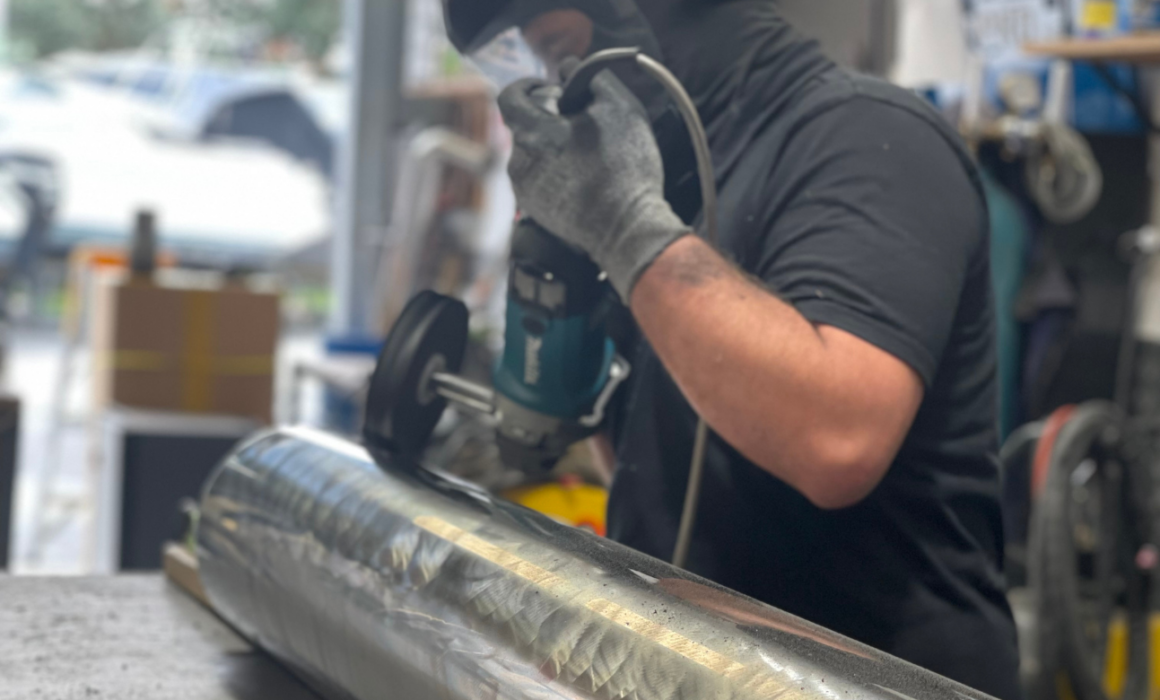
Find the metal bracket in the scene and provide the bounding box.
[580,355,631,428]
[430,353,629,430]
[432,372,496,416]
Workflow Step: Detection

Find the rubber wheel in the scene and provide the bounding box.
[363,291,468,459]
[1030,401,1149,700]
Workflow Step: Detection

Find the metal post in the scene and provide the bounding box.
[1149,68,1160,229]
[0,0,9,59]
[330,0,409,339]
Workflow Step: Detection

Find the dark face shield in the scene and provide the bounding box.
[444,0,562,89]
[470,26,549,89]
[443,0,661,89]
[442,0,699,222]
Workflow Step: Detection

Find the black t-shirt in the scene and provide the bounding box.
[606,70,1022,700]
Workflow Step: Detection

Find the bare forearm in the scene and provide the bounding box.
[630,238,839,483]
[629,237,921,508]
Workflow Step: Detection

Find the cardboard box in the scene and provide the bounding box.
[93,275,279,423]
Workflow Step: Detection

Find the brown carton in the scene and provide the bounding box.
[93,275,279,423]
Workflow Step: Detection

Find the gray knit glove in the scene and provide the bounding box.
[498,71,690,302]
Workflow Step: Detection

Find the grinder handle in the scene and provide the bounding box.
[557,48,642,116]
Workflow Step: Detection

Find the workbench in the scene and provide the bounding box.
[0,575,322,700]
[1027,33,1160,63]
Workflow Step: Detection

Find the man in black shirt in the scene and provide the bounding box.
[444,1,1021,697]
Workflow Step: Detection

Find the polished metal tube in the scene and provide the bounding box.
[197,427,995,700]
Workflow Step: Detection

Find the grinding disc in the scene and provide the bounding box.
[363,291,469,458]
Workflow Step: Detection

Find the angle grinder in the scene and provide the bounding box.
[363,49,719,567]
[362,216,629,472]
[363,53,644,473]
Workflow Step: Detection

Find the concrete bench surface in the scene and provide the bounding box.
[0,574,321,700]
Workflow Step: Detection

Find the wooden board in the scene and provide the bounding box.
[163,541,209,606]
[1025,32,1160,63]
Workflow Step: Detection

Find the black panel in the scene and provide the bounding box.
[1038,135,1149,415]
[119,433,241,570]
[0,397,19,570]
[983,134,1150,419]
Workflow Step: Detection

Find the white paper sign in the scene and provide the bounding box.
[964,0,1067,55]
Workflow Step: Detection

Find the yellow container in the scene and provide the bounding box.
[503,478,608,536]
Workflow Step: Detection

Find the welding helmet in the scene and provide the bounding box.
[442,0,662,88]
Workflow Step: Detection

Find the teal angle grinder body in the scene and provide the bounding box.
[491,219,625,469]
[362,218,627,473]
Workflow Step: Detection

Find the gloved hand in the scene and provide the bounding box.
[498,71,691,302]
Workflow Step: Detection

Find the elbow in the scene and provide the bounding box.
[754,431,893,511]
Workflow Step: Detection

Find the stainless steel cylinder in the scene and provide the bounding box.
[197,427,994,700]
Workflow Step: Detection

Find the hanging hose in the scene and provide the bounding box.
[1026,122,1104,225]
[1030,401,1151,700]
[632,53,719,570]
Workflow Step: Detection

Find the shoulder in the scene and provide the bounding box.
[786,71,960,139]
[780,72,983,200]
[720,71,988,269]
[734,72,988,265]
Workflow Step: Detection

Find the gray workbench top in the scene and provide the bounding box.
[0,574,322,700]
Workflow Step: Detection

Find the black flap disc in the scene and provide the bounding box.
[363,291,469,459]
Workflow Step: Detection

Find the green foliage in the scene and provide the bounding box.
[264,0,342,62]
[206,0,342,63]
[10,0,342,64]
[10,0,163,58]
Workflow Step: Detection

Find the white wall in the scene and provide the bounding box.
[776,0,893,75]
[891,0,971,87]
[778,0,972,87]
